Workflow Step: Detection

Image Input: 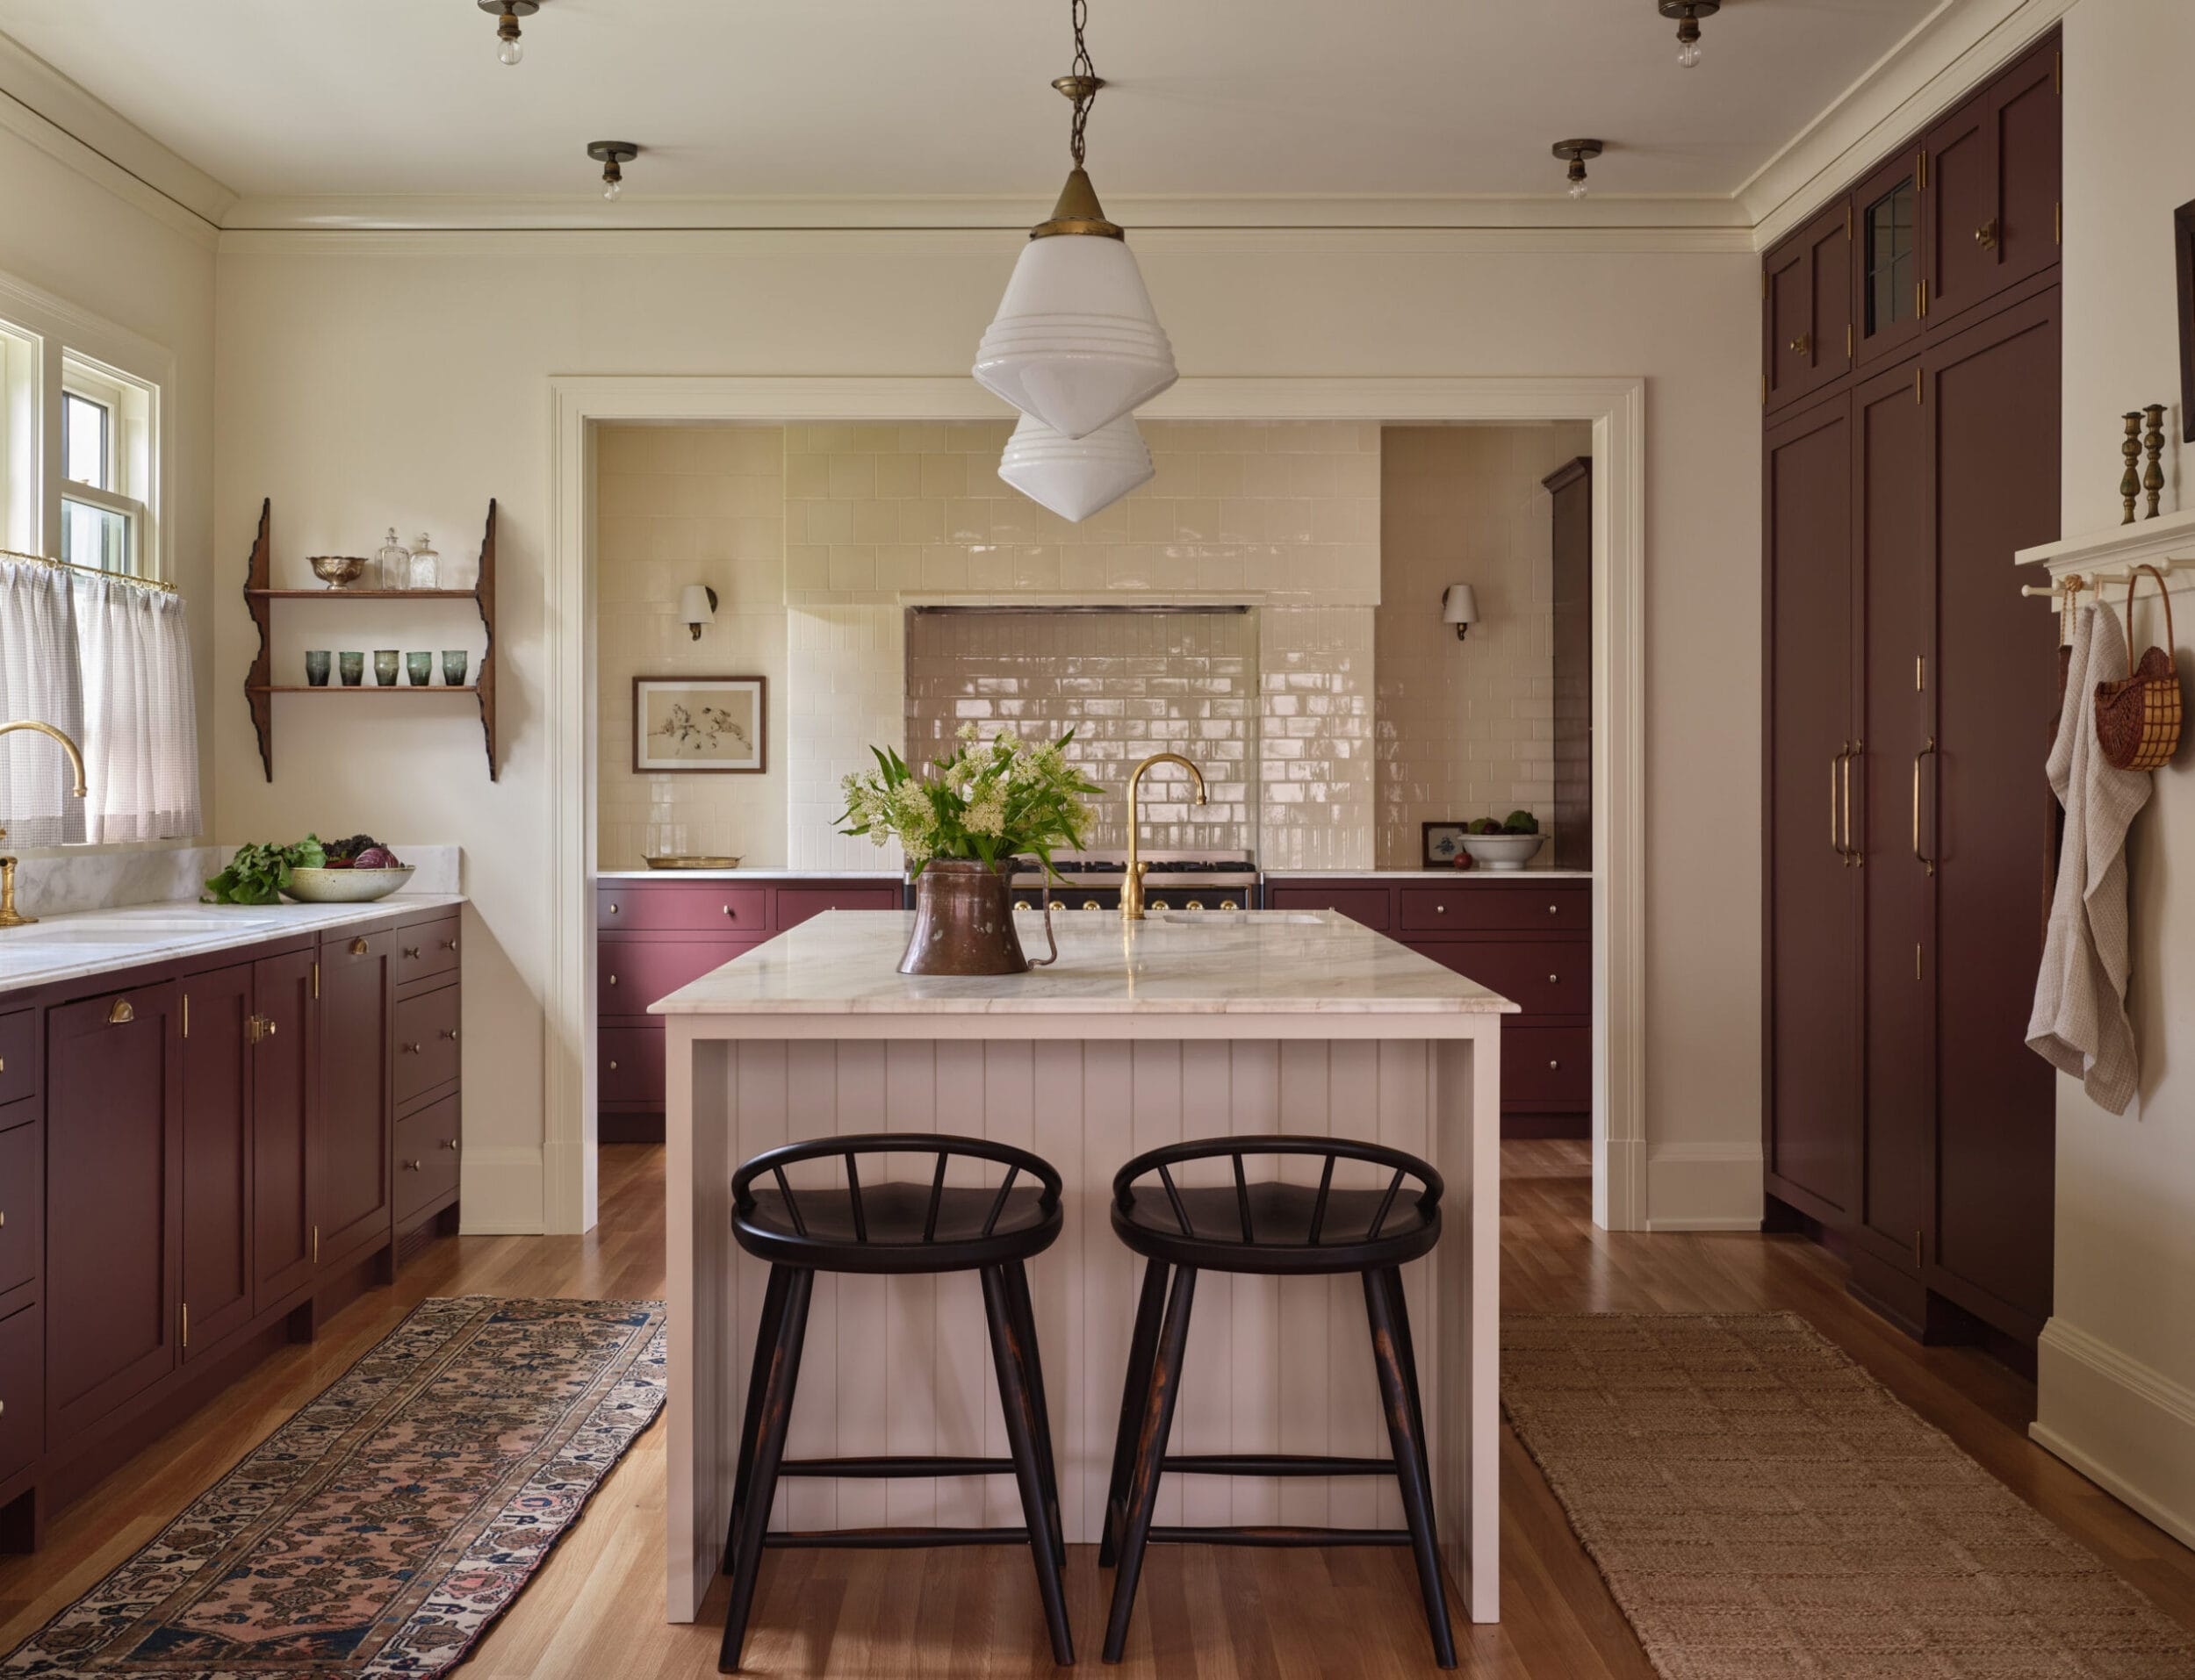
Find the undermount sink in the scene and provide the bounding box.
[0,915,278,944]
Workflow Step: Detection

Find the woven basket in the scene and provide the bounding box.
[2094,563,2183,772]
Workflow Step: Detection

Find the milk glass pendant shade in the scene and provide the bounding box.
[974,174,1177,440]
[997,411,1153,522]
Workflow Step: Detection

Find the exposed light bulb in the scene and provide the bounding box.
[499,35,523,65]
[602,175,623,202]
[1569,178,1590,201]
[1676,38,1702,68]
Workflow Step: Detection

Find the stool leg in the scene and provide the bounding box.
[1098,1256,1170,1568]
[1381,1265,1433,1497]
[723,1263,793,1577]
[718,1266,813,1675]
[1004,1260,1069,1569]
[1101,1265,1196,1665]
[1363,1268,1456,1669]
[982,1265,1076,1666]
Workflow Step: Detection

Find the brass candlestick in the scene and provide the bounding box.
[2121,413,2143,525]
[2143,404,2167,519]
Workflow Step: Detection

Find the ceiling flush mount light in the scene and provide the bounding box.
[1660,0,1720,68]
[1552,139,1603,201]
[588,140,639,201]
[679,584,718,641]
[997,412,1154,522]
[973,0,1177,448]
[1442,584,1479,642]
[478,0,539,66]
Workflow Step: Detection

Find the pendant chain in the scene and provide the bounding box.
[1067,0,1098,169]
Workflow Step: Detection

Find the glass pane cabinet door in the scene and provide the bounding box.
[1857,153,1926,366]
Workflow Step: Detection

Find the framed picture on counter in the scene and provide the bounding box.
[633,675,766,773]
[1421,821,1471,868]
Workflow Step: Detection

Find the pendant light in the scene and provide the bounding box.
[997,411,1154,523]
[1660,0,1720,68]
[478,0,540,66]
[1552,140,1603,200]
[973,0,1176,443]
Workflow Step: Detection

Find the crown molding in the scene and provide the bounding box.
[217,189,1752,236]
[1740,0,2074,250]
[0,34,234,241]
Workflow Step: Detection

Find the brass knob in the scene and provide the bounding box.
[607,902,620,915]
[608,1060,618,1071]
[441,1027,458,1041]
[0,1210,6,1227]
[1788,333,1811,355]
[1436,904,1446,914]
[1548,904,1558,915]
[443,937,458,951]
[403,1159,422,1172]
[608,973,618,987]
[403,1041,423,1054]
[0,1399,5,1418]
[1974,219,1998,248]
[1550,1059,1561,1070]
[1185,900,1205,911]
[443,1138,459,1151]
[263,1018,277,1038]
[1013,901,1031,912]
[1548,975,1559,985]
[402,945,421,960]
[722,905,735,917]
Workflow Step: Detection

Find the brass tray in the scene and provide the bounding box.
[644,855,743,870]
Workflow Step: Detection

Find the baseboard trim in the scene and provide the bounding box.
[1644,1141,1765,1232]
[2032,1317,2195,1551]
[457,1145,544,1237]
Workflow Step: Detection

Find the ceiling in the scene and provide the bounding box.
[0,0,1936,209]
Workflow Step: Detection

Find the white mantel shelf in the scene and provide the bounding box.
[2016,506,2195,587]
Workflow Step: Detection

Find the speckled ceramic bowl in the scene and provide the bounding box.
[283,865,414,903]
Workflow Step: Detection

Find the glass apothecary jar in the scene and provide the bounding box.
[406,531,440,591]
[374,527,410,591]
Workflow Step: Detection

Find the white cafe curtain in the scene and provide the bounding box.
[70,570,201,843]
[0,558,87,845]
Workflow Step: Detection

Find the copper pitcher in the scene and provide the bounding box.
[899,858,1058,976]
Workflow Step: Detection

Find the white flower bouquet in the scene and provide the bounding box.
[838,722,1103,875]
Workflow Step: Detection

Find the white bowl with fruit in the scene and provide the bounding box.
[1455,812,1545,872]
[283,836,411,903]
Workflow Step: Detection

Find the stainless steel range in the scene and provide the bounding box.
[1004,850,1261,915]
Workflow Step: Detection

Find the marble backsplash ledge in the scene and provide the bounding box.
[9,843,461,916]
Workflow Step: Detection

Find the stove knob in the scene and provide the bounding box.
[1185,900,1205,911]
[1082,901,1101,911]
[1220,900,1240,911]
[1013,901,1031,912]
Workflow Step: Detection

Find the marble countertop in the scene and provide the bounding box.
[596,868,904,881]
[651,908,1517,1017]
[0,894,465,996]
[1263,868,1592,881]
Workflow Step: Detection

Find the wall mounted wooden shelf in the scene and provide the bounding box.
[242,499,499,781]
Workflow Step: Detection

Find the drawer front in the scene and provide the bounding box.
[0,1095,32,1137]
[600,936,761,1016]
[0,1120,37,1299]
[1400,883,1587,933]
[0,1010,31,1105]
[393,1095,462,1223]
[598,884,769,934]
[393,984,461,1105]
[395,915,462,987]
[775,886,903,931]
[600,1026,666,1105]
[0,1303,40,1482]
[1418,939,1589,1016]
[1265,886,1391,931]
[1501,1026,1591,1107]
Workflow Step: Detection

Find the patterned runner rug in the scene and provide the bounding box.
[2,1296,666,1679]
[1504,1311,2195,1680]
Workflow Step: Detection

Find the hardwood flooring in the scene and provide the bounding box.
[4,1138,2191,1676]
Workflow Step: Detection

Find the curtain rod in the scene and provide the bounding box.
[0,547,176,594]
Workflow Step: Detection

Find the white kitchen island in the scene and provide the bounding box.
[653,908,1514,1627]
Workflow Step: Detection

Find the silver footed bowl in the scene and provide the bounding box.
[308,555,369,588]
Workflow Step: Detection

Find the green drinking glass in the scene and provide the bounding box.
[407,651,433,686]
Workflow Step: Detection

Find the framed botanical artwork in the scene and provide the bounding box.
[2178,198,2195,442]
[1421,821,1471,868]
[633,675,766,773]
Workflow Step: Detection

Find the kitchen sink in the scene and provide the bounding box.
[0,915,279,944]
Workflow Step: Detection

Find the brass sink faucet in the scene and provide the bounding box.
[0,720,89,930]
[1122,752,1206,922]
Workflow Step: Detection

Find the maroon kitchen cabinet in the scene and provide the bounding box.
[314,929,393,1270]
[1763,198,1854,415]
[180,963,255,1358]
[44,982,182,1448]
[1922,34,2060,334]
[251,947,319,1314]
[391,914,463,1249]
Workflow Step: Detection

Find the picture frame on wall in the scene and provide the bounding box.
[1421,821,1471,868]
[633,675,766,773]
[2177,198,2195,442]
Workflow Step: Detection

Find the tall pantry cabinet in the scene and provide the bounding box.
[1761,29,2062,1354]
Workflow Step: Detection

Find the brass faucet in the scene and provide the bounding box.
[1121,752,1207,922]
[0,720,90,930]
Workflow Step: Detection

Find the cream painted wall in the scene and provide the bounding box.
[211,228,1763,1232]
[2032,0,2195,1547]
[0,122,215,845]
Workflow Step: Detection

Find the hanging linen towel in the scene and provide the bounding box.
[2028,599,2151,1112]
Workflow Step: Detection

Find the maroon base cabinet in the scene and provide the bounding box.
[1267,877,1592,1138]
[596,877,902,1145]
[0,900,464,1553]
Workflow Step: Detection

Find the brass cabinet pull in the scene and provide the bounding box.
[443,1138,460,1151]
[607,973,618,987]
[721,905,736,917]
[1831,745,1848,859]
[402,1041,423,1054]
[1912,736,1937,874]
[1547,903,1558,915]
[1974,219,1998,248]
[1013,901,1031,912]
[443,937,458,951]
[349,937,369,956]
[1788,333,1811,355]
[1082,901,1101,911]
[607,901,620,915]
[608,1059,619,1071]
[1843,740,1861,865]
[1220,900,1240,911]
[440,1027,458,1041]
[1549,1059,1560,1070]
[1548,974,1559,985]
[107,998,134,1025]
[401,945,421,960]
[1435,903,1446,914]
[1185,900,1205,911]
[403,1159,422,1172]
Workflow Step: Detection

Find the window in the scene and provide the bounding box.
[59,355,152,580]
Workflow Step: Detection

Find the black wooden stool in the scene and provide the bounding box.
[1097,1135,1455,1668]
[717,1133,1073,1671]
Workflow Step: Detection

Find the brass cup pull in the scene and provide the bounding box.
[1974,219,1998,248]
[1912,736,1938,875]
[107,998,134,1025]
[349,937,369,956]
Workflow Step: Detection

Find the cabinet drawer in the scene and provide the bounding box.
[1418,940,1588,1016]
[600,1026,666,1105]
[1400,884,1587,933]
[393,984,461,1105]
[1265,887,1391,931]
[393,1095,462,1224]
[1501,1026,1591,1107]
[776,886,903,931]
[0,1303,40,1483]
[395,915,462,987]
[0,1010,31,1105]
[598,884,768,933]
[0,1120,39,1299]
[600,936,762,1016]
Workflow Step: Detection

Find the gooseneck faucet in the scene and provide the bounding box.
[1121,752,1207,922]
[0,720,90,930]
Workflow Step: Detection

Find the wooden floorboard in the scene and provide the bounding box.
[3,1138,2191,1676]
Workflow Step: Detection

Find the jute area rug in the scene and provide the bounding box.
[1503,1311,2195,1680]
[1,1296,665,1679]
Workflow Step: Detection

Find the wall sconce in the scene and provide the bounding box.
[679,585,718,641]
[1443,584,1479,642]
